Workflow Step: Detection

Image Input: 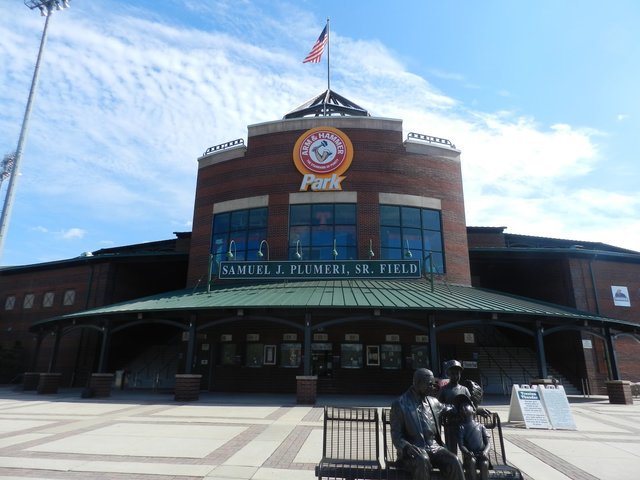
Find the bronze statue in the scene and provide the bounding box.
[390,368,464,480]
[456,394,490,480]
[438,360,490,453]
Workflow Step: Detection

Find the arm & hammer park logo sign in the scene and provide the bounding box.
[293,126,354,191]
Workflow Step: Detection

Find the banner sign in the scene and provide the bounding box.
[218,260,421,280]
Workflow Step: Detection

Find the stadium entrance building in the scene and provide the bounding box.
[21,91,640,395]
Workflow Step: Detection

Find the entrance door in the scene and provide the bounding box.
[312,343,333,377]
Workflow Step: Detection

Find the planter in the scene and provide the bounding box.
[606,380,633,405]
[23,372,40,391]
[296,375,318,404]
[90,373,115,398]
[37,373,62,394]
[174,374,202,401]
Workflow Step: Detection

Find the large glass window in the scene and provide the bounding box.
[289,204,357,260]
[211,207,268,273]
[380,205,445,273]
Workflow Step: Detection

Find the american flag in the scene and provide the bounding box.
[303,25,328,63]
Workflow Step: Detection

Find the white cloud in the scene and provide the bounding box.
[59,228,87,240]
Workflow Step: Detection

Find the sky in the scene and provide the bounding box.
[0,0,638,267]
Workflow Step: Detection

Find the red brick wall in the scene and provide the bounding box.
[187,119,471,286]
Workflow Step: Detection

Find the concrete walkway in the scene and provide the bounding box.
[0,387,638,480]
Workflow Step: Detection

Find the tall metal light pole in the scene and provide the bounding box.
[0,0,71,262]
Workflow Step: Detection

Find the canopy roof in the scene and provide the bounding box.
[31,279,639,334]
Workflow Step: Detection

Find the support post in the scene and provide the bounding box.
[429,315,439,376]
[304,313,312,376]
[47,324,61,373]
[604,326,620,381]
[31,331,44,370]
[97,320,111,373]
[185,316,196,374]
[535,321,548,379]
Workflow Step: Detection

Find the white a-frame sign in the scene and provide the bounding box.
[508,385,551,429]
[508,384,577,430]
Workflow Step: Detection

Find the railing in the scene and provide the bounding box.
[406,132,456,149]
[202,138,245,156]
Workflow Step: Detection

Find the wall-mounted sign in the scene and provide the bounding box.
[218,260,421,280]
[611,285,631,307]
[582,339,593,349]
[246,333,260,341]
[283,333,298,341]
[385,334,400,342]
[293,126,354,191]
[220,334,232,342]
[345,333,360,341]
[415,335,429,343]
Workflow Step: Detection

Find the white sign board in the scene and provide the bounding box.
[508,385,551,429]
[611,286,631,307]
[538,385,577,430]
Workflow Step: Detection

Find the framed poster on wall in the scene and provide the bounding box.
[381,344,402,369]
[366,345,380,366]
[341,344,363,368]
[264,345,276,365]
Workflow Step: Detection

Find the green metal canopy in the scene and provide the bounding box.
[31,279,639,333]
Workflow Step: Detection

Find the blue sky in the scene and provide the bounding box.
[0,0,638,266]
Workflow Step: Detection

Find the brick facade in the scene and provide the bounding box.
[187,117,471,287]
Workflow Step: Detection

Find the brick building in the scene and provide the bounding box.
[1,90,638,395]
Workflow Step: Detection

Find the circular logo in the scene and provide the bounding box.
[293,127,354,176]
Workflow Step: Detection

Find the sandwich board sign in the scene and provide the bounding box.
[538,385,576,430]
[508,385,551,429]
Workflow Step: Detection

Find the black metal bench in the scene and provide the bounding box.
[315,405,522,480]
[316,406,382,480]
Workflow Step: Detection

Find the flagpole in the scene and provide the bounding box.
[326,17,330,92]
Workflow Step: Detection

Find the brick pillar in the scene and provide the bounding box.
[606,380,633,405]
[296,375,317,404]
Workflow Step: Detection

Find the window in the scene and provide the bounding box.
[4,296,16,310]
[246,343,264,367]
[211,207,268,273]
[341,343,363,368]
[289,204,357,260]
[63,289,76,306]
[380,205,445,273]
[43,292,55,307]
[23,294,35,309]
[281,343,302,368]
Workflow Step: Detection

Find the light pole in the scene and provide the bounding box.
[0,0,71,261]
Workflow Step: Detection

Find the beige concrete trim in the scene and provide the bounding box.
[289,191,358,204]
[249,116,402,137]
[198,145,247,168]
[378,193,441,210]
[213,195,269,214]
[404,139,461,161]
